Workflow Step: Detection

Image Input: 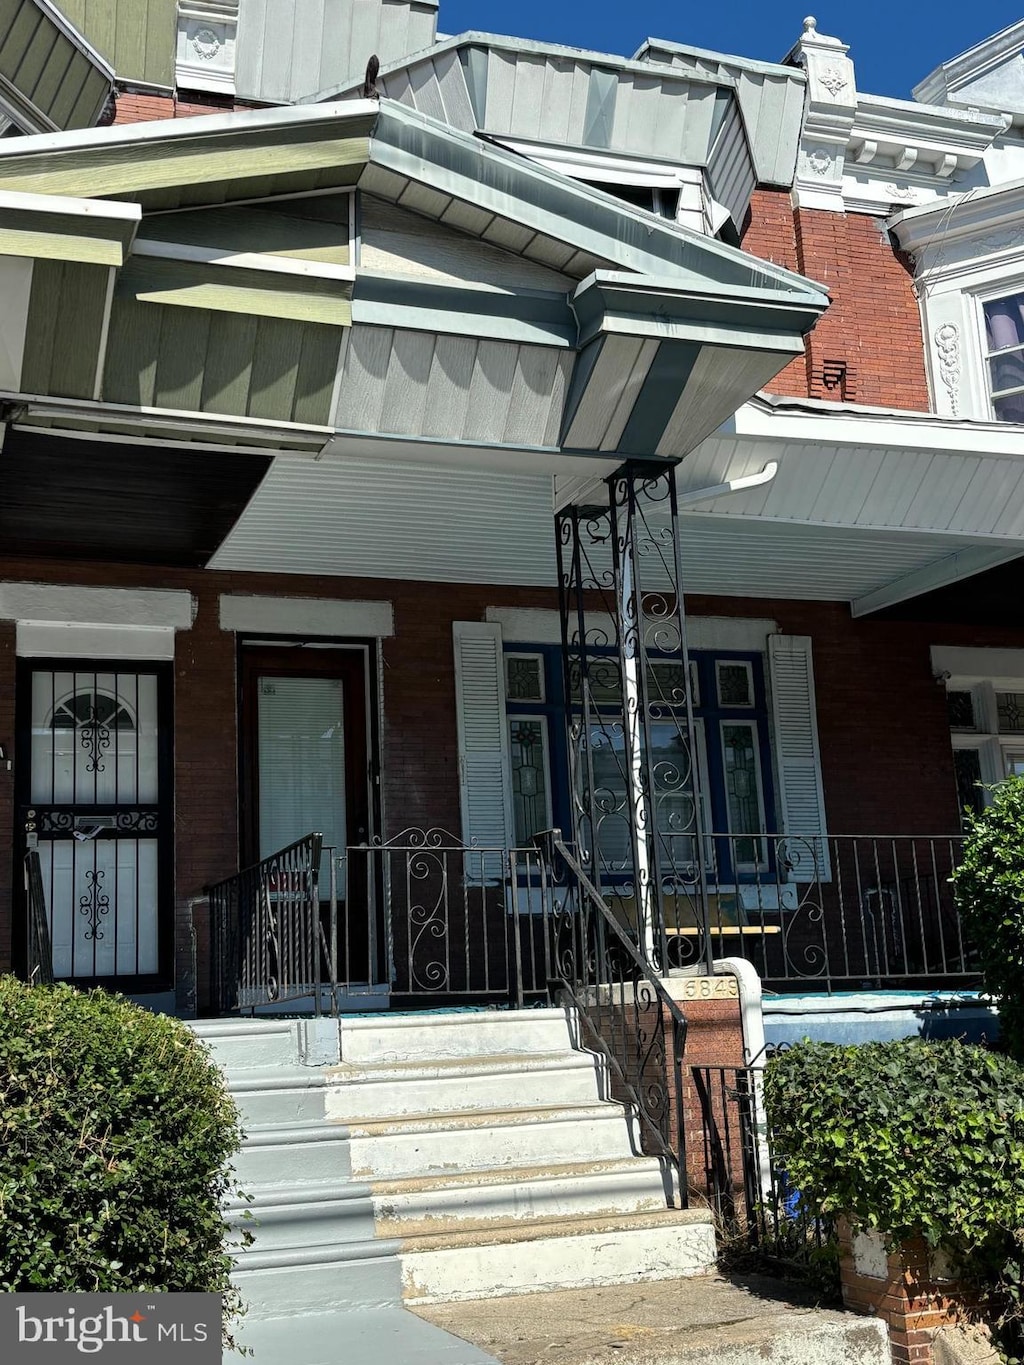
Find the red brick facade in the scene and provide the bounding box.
[112,92,255,125]
[742,189,930,410]
[0,552,1015,1001]
[838,1222,981,1365]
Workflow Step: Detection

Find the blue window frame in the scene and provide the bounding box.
[503,644,777,886]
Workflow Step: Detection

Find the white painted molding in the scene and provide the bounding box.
[219,595,395,638]
[485,607,777,651]
[17,623,176,660]
[0,584,194,629]
[931,644,1024,686]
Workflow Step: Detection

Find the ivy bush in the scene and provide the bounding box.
[765,1039,1024,1359]
[0,977,246,1340]
[952,775,1024,1059]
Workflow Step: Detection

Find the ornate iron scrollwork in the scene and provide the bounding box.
[79,868,110,941]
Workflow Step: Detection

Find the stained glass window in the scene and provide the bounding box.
[997,692,1024,733]
[505,655,544,702]
[509,718,550,844]
[722,723,764,864]
[953,748,984,822]
[946,690,976,730]
[717,662,753,707]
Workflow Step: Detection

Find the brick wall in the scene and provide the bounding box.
[0,557,1018,994]
[838,1223,977,1365]
[113,92,254,125]
[743,189,930,411]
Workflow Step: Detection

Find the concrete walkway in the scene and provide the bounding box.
[412,1273,890,1365]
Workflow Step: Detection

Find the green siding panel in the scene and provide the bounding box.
[58,0,175,87]
[116,256,352,327]
[22,258,108,399]
[0,1,110,131]
[0,3,45,83]
[142,195,352,266]
[104,299,338,425]
[0,128,369,201]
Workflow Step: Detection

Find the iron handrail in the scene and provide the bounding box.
[538,828,689,1204]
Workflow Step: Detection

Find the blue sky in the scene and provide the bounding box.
[435,3,1024,100]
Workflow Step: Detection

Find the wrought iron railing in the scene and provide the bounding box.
[323,830,554,1006]
[24,849,54,986]
[535,828,689,1203]
[659,833,975,993]
[307,828,974,1008]
[208,833,323,1014]
[691,1058,838,1289]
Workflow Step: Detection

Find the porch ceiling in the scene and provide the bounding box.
[0,427,271,566]
[678,397,1024,614]
[207,447,1014,606]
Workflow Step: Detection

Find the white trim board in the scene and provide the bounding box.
[0,583,194,629]
[932,644,1024,685]
[219,595,395,638]
[17,623,175,660]
[485,608,777,651]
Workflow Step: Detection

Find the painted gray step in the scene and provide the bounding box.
[230,1305,499,1365]
[191,1019,302,1071]
[233,1122,353,1186]
[226,1181,377,1252]
[398,1208,718,1304]
[339,1009,573,1064]
[349,1103,636,1179]
[232,1240,402,1318]
[229,1070,327,1126]
[326,1051,603,1121]
[373,1156,672,1228]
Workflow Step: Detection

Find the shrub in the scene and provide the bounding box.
[765,1039,1024,1357]
[0,977,246,1338]
[952,776,1024,1059]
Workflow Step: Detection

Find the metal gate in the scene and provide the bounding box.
[17,661,173,987]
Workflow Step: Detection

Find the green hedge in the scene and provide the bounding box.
[952,775,1024,1059]
[0,977,245,1323]
[765,1039,1024,1358]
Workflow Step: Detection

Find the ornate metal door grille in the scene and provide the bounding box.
[17,662,173,987]
[556,462,711,972]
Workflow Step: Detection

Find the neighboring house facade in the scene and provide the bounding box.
[1,1,1023,1020]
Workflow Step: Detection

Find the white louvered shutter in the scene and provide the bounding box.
[453,623,514,865]
[768,635,831,883]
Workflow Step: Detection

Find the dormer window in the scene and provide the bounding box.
[983,292,1024,422]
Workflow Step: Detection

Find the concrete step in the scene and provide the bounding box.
[373,1157,673,1229]
[191,1019,302,1071]
[232,1239,402,1318]
[230,1305,500,1365]
[233,1121,353,1186]
[226,1179,377,1252]
[413,1273,890,1365]
[396,1207,717,1305]
[348,1103,636,1180]
[339,1009,573,1065]
[326,1051,603,1121]
[229,1069,328,1126]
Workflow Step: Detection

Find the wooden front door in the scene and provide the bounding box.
[240,646,379,985]
[17,661,173,987]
